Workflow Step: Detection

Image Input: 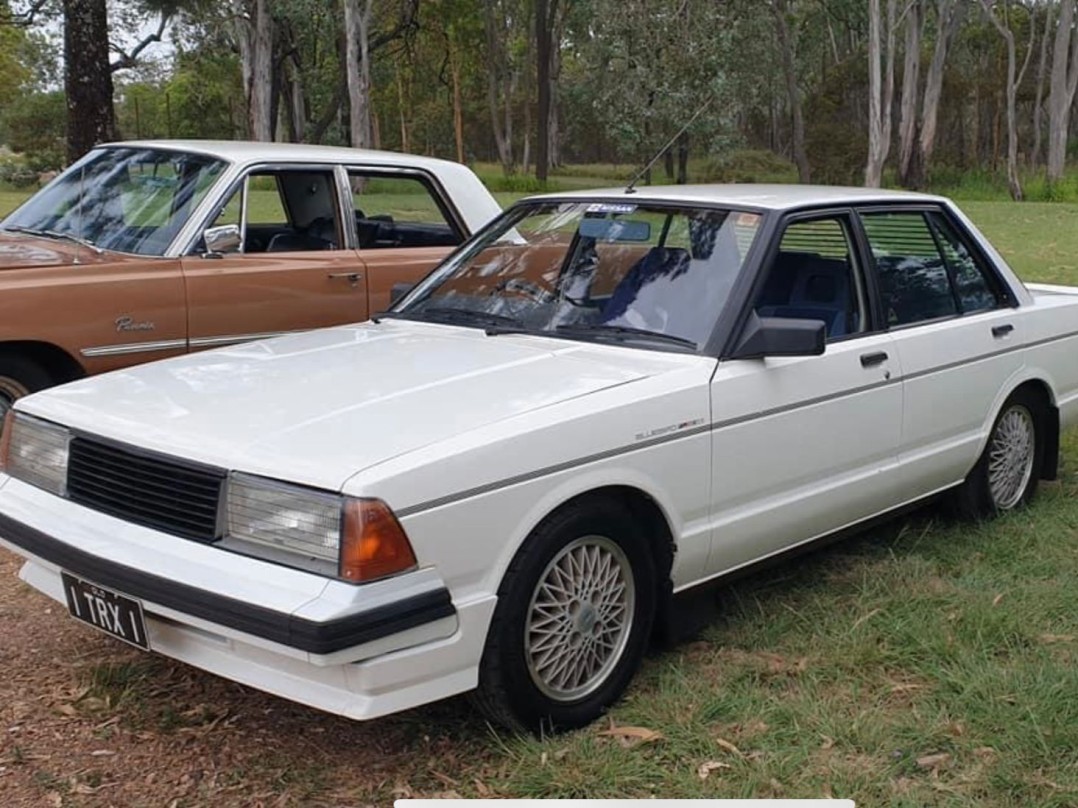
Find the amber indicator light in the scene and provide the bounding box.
[340,498,417,582]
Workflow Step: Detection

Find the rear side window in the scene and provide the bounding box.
[862,210,1003,327]
[348,171,463,249]
[862,211,957,327]
[926,212,1002,314]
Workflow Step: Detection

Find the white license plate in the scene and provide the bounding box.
[61,572,149,650]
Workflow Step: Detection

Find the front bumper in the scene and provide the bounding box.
[0,475,496,719]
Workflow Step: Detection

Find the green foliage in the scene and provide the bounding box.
[699,149,798,183]
[2,91,66,171]
[0,152,38,189]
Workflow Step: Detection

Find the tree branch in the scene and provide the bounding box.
[1,0,50,27]
[110,12,171,72]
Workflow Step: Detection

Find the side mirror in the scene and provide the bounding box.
[389,282,415,305]
[730,312,826,360]
[202,224,242,256]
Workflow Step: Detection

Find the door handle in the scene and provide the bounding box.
[992,323,1014,338]
[328,272,363,286]
[860,351,889,368]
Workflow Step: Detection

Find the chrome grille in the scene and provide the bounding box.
[66,437,225,541]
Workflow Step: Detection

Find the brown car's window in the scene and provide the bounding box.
[348,171,462,250]
[209,169,342,254]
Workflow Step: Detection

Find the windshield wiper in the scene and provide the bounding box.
[378,306,524,331]
[3,225,102,254]
[554,323,698,350]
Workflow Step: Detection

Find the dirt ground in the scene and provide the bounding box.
[0,548,505,807]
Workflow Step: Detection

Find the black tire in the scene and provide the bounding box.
[0,354,54,421]
[952,388,1045,519]
[473,496,657,733]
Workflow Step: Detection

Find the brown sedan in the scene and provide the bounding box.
[0,140,502,417]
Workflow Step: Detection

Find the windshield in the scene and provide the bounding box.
[2,147,227,256]
[395,200,762,350]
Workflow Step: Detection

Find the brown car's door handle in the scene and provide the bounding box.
[327,272,363,285]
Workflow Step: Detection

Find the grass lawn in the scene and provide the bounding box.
[0,180,1077,804]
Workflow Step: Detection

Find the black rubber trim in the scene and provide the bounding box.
[0,512,455,655]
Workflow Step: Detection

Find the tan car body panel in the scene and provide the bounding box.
[0,237,188,374]
[0,236,452,378]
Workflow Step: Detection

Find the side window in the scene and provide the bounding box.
[349,171,462,249]
[926,212,1002,314]
[753,216,865,340]
[861,211,957,327]
[208,169,341,254]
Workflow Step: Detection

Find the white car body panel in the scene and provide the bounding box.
[4,185,1078,722]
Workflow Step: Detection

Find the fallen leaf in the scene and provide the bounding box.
[697,760,732,779]
[89,749,115,757]
[597,725,665,748]
[474,778,492,797]
[992,593,1004,607]
[1039,634,1075,644]
[917,752,951,770]
[714,737,744,757]
[973,746,997,759]
[820,735,836,750]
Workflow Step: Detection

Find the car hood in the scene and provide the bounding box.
[0,232,125,268]
[21,321,676,491]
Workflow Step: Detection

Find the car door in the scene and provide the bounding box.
[345,168,468,314]
[858,206,1026,501]
[706,211,904,576]
[180,165,369,351]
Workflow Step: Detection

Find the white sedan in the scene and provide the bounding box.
[2,185,1077,732]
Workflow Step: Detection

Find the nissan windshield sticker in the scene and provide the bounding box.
[586,203,637,214]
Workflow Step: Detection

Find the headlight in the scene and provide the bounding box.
[226,473,416,583]
[0,412,71,496]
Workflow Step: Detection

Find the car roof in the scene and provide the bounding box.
[524,183,949,211]
[102,139,466,172]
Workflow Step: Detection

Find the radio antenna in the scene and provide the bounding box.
[625,97,712,195]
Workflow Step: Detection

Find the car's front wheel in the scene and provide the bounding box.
[473,497,656,732]
[954,388,1045,517]
[0,355,54,422]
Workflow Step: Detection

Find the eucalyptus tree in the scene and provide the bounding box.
[979,0,1035,200]
[1046,0,1078,184]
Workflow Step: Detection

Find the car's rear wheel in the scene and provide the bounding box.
[0,355,54,421]
[473,497,656,733]
[954,388,1045,518]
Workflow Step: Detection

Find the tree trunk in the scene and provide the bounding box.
[484,0,514,173]
[63,0,118,163]
[1047,0,1078,184]
[449,39,464,163]
[865,0,897,187]
[536,0,552,181]
[898,0,922,187]
[235,0,273,142]
[1032,2,1052,166]
[676,131,689,184]
[981,0,1035,200]
[772,0,810,182]
[344,0,374,149]
[913,0,960,189]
